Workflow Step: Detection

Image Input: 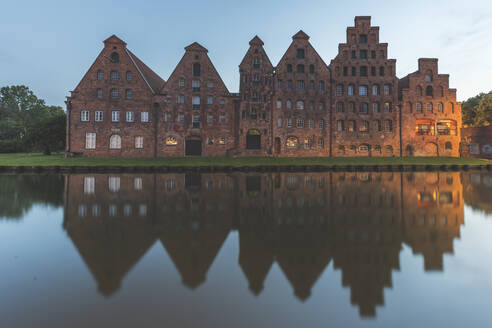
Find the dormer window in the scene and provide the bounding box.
[110,52,119,63]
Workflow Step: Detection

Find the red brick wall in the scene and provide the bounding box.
[461,126,492,159]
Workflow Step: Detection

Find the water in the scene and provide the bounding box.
[1,171,492,328]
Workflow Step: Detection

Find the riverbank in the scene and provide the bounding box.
[0,153,490,173]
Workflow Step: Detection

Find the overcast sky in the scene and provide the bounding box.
[1,0,491,107]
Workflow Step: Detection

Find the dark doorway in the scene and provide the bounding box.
[246,129,261,150]
[275,137,281,154]
[185,139,202,156]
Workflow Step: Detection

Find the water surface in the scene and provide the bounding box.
[1,171,492,328]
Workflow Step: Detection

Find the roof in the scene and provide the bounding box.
[292,30,310,40]
[126,49,166,94]
[249,35,264,46]
[185,42,208,53]
[104,34,127,46]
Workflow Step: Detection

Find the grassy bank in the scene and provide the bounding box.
[0,153,490,167]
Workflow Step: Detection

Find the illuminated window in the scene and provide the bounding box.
[286,137,298,149]
[166,136,178,146]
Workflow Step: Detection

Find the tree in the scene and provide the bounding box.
[0,85,66,153]
[462,91,492,127]
[475,93,492,126]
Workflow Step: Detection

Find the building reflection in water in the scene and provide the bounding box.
[63,171,468,317]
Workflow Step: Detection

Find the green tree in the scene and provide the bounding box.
[462,91,492,127]
[475,93,492,126]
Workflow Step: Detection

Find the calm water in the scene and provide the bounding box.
[1,171,492,328]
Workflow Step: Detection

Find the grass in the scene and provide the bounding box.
[0,153,490,167]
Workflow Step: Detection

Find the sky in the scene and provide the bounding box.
[1,0,491,108]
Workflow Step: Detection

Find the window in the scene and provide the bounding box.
[296,100,304,110]
[125,89,133,99]
[359,85,368,96]
[371,51,376,59]
[309,102,314,111]
[193,63,200,76]
[374,120,382,132]
[384,102,392,112]
[110,88,119,99]
[110,52,119,63]
[164,112,172,122]
[416,102,423,113]
[286,137,298,149]
[208,96,214,104]
[141,111,149,122]
[417,86,423,96]
[416,119,435,135]
[192,96,201,109]
[360,50,367,59]
[385,120,393,132]
[287,64,292,72]
[296,48,305,59]
[178,113,184,122]
[426,86,434,97]
[318,138,324,148]
[95,111,103,122]
[348,85,354,96]
[208,137,215,145]
[178,95,185,104]
[425,73,432,82]
[109,135,121,149]
[343,66,348,76]
[207,81,214,88]
[360,103,369,114]
[166,98,172,104]
[351,50,356,59]
[379,66,385,76]
[179,79,185,87]
[319,119,325,129]
[337,102,344,113]
[287,80,293,90]
[309,80,314,90]
[97,88,103,99]
[336,84,344,96]
[437,120,457,135]
[349,102,355,112]
[166,136,178,145]
[304,138,312,149]
[373,103,380,113]
[427,103,433,112]
[219,114,226,123]
[337,120,344,131]
[309,65,314,74]
[352,67,356,76]
[81,110,90,122]
[371,66,376,76]
[319,81,325,91]
[277,79,282,90]
[359,121,369,132]
[192,80,200,91]
[277,117,283,128]
[111,71,120,80]
[359,34,367,43]
[135,136,143,149]
[207,114,214,123]
[218,137,226,145]
[192,115,200,128]
[360,66,368,76]
[372,85,380,95]
[97,70,103,80]
[296,119,304,128]
[85,133,96,149]
[384,84,391,96]
[319,102,325,111]
[287,118,293,128]
[437,102,443,112]
[445,141,452,150]
[297,80,305,90]
[286,100,292,109]
[297,64,304,73]
[111,110,120,122]
[220,99,226,105]
[348,120,355,132]
[277,99,282,109]
[126,111,134,122]
[126,71,132,81]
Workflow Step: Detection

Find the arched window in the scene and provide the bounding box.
[126,71,132,81]
[109,135,121,149]
[372,84,380,95]
[286,100,292,109]
[286,137,299,149]
[437,102,444,112]
[417,86,423,96]
[427,103,433,112]
[97,70,103,80]
[426,86,434,97]
[193,63,200,77]
[110,52,119,63]
[296,100,304,110]
[416,102,423,113]
[166,136,178,145]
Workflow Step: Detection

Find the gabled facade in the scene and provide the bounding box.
[154,43,237,157]
[272,31,331,156]
[67,17,463,158]
[330,16,400,157]
[66,35,164,157]
[237,36,274,155]
[400,59,461,157]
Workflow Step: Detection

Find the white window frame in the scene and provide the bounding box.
[126,111,135,123]
[95,111,104,122]
[81,110,90,122]
[135,136,143,149]
[85,132,96,149]
[141,111,149,122]
[109,135,122,149]
[84,176,95,194]
[111,110,120,122]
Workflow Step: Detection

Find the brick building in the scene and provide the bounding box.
[66,17,462,158]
